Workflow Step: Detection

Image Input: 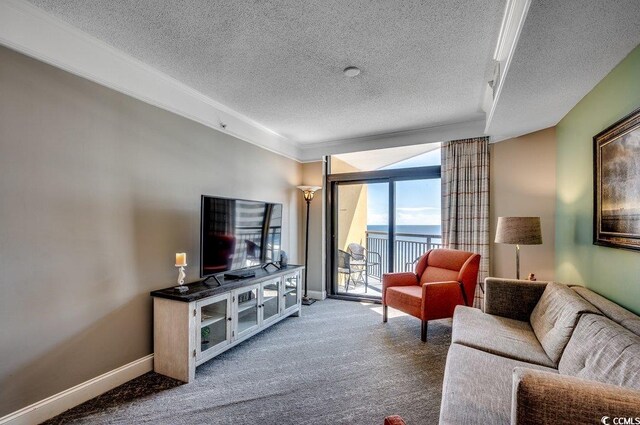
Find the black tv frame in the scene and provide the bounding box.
[199,195,283,282]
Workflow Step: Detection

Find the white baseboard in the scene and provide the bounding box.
[0,354,154,425]
[307,289,326,300]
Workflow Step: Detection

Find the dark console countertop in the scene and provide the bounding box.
[150,265,304,302]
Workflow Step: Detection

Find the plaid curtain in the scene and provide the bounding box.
[441,137,490,308]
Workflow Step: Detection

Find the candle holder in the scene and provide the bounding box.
[174,252,188,291]
[175,264,188,292]
[176,265,186,284]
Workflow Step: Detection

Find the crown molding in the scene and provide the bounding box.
[298,120,487,161]
[484,0,531,132]
[0,0,496,163]
[0,0,301,161]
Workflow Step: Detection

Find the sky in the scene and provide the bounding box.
[367,148,441,226]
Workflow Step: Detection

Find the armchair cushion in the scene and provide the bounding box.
[530,282,599,364]
[415,248,477,276]
[385,285,423,319]
[419,267,458,285]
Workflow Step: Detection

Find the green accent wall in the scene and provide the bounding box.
[556,44,640,314]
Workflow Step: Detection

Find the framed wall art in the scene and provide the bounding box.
[594,107,640,251]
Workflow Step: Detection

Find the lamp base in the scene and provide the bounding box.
[302,296,316,306]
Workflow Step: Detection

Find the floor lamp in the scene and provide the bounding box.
[297,185,321,305]
[495,217,542,279]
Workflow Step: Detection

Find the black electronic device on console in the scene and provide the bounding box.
[223,269,256,280]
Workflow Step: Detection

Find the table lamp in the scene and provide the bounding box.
[495,217,542,279]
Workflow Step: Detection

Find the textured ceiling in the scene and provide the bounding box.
[27,0,504,144]
[488,0,640,141]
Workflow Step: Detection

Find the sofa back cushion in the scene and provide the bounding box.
[530,282,599,364]
[571,286,640,337]
[558,314,640,389]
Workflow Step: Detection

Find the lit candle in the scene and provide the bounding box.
[175,253,187,267]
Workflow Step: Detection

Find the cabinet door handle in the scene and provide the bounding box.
[227,317,232,321]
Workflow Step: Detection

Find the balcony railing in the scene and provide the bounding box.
[365,230,442,279]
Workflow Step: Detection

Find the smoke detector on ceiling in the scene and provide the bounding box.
[343,66,361,77]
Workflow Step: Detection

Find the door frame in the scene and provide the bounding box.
[325,165,441,302]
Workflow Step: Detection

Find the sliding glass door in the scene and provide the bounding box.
[327,166,441,301]
[335,181,389,297]
[393,179,442,272]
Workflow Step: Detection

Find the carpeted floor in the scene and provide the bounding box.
[44,299,452,425]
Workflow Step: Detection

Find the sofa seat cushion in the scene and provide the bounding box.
[530,282,600,364]
[439,344,557,425]
[386,285,422,318]
[452,306,555,367]
[559,314,640,389]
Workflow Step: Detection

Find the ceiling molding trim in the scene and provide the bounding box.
[0,0,301,161]
[484,0,532,132]
[298,120,486,162]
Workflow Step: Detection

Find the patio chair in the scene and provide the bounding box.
[347,243,382,293]
[337,249,355,292]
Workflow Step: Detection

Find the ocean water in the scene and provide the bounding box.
[367,224,441,241]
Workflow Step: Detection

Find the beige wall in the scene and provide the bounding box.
[300,161,324,295]
[490,127,556,281]
[0,46,302,416]
[330,158,368,251]
[337,184,368,250]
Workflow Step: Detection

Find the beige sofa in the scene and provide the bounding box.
[439,279,640,424]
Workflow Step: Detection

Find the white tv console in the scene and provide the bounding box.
[150,265,303,382]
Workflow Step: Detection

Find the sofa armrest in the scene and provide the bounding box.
[511,368,640,425]
[484,278,548,321]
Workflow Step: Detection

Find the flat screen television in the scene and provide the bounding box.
[200,195,282,277]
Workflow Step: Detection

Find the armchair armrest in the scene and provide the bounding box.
[382,272,419,304]
[383,272,418,288]
[422,281,465,320]
[484,278,548,321]
[512,368,640,425]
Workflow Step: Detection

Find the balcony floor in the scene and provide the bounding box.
[337,274,382,298]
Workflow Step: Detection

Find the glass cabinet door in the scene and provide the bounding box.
[197,295,230,358]
[236,286,259,338]
[283,272,300,312]
[261,279,280,324]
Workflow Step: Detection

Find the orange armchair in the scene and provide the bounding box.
[382,248,481,341]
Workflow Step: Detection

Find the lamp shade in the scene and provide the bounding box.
[495,217,542,245]
[297,185,322,201]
